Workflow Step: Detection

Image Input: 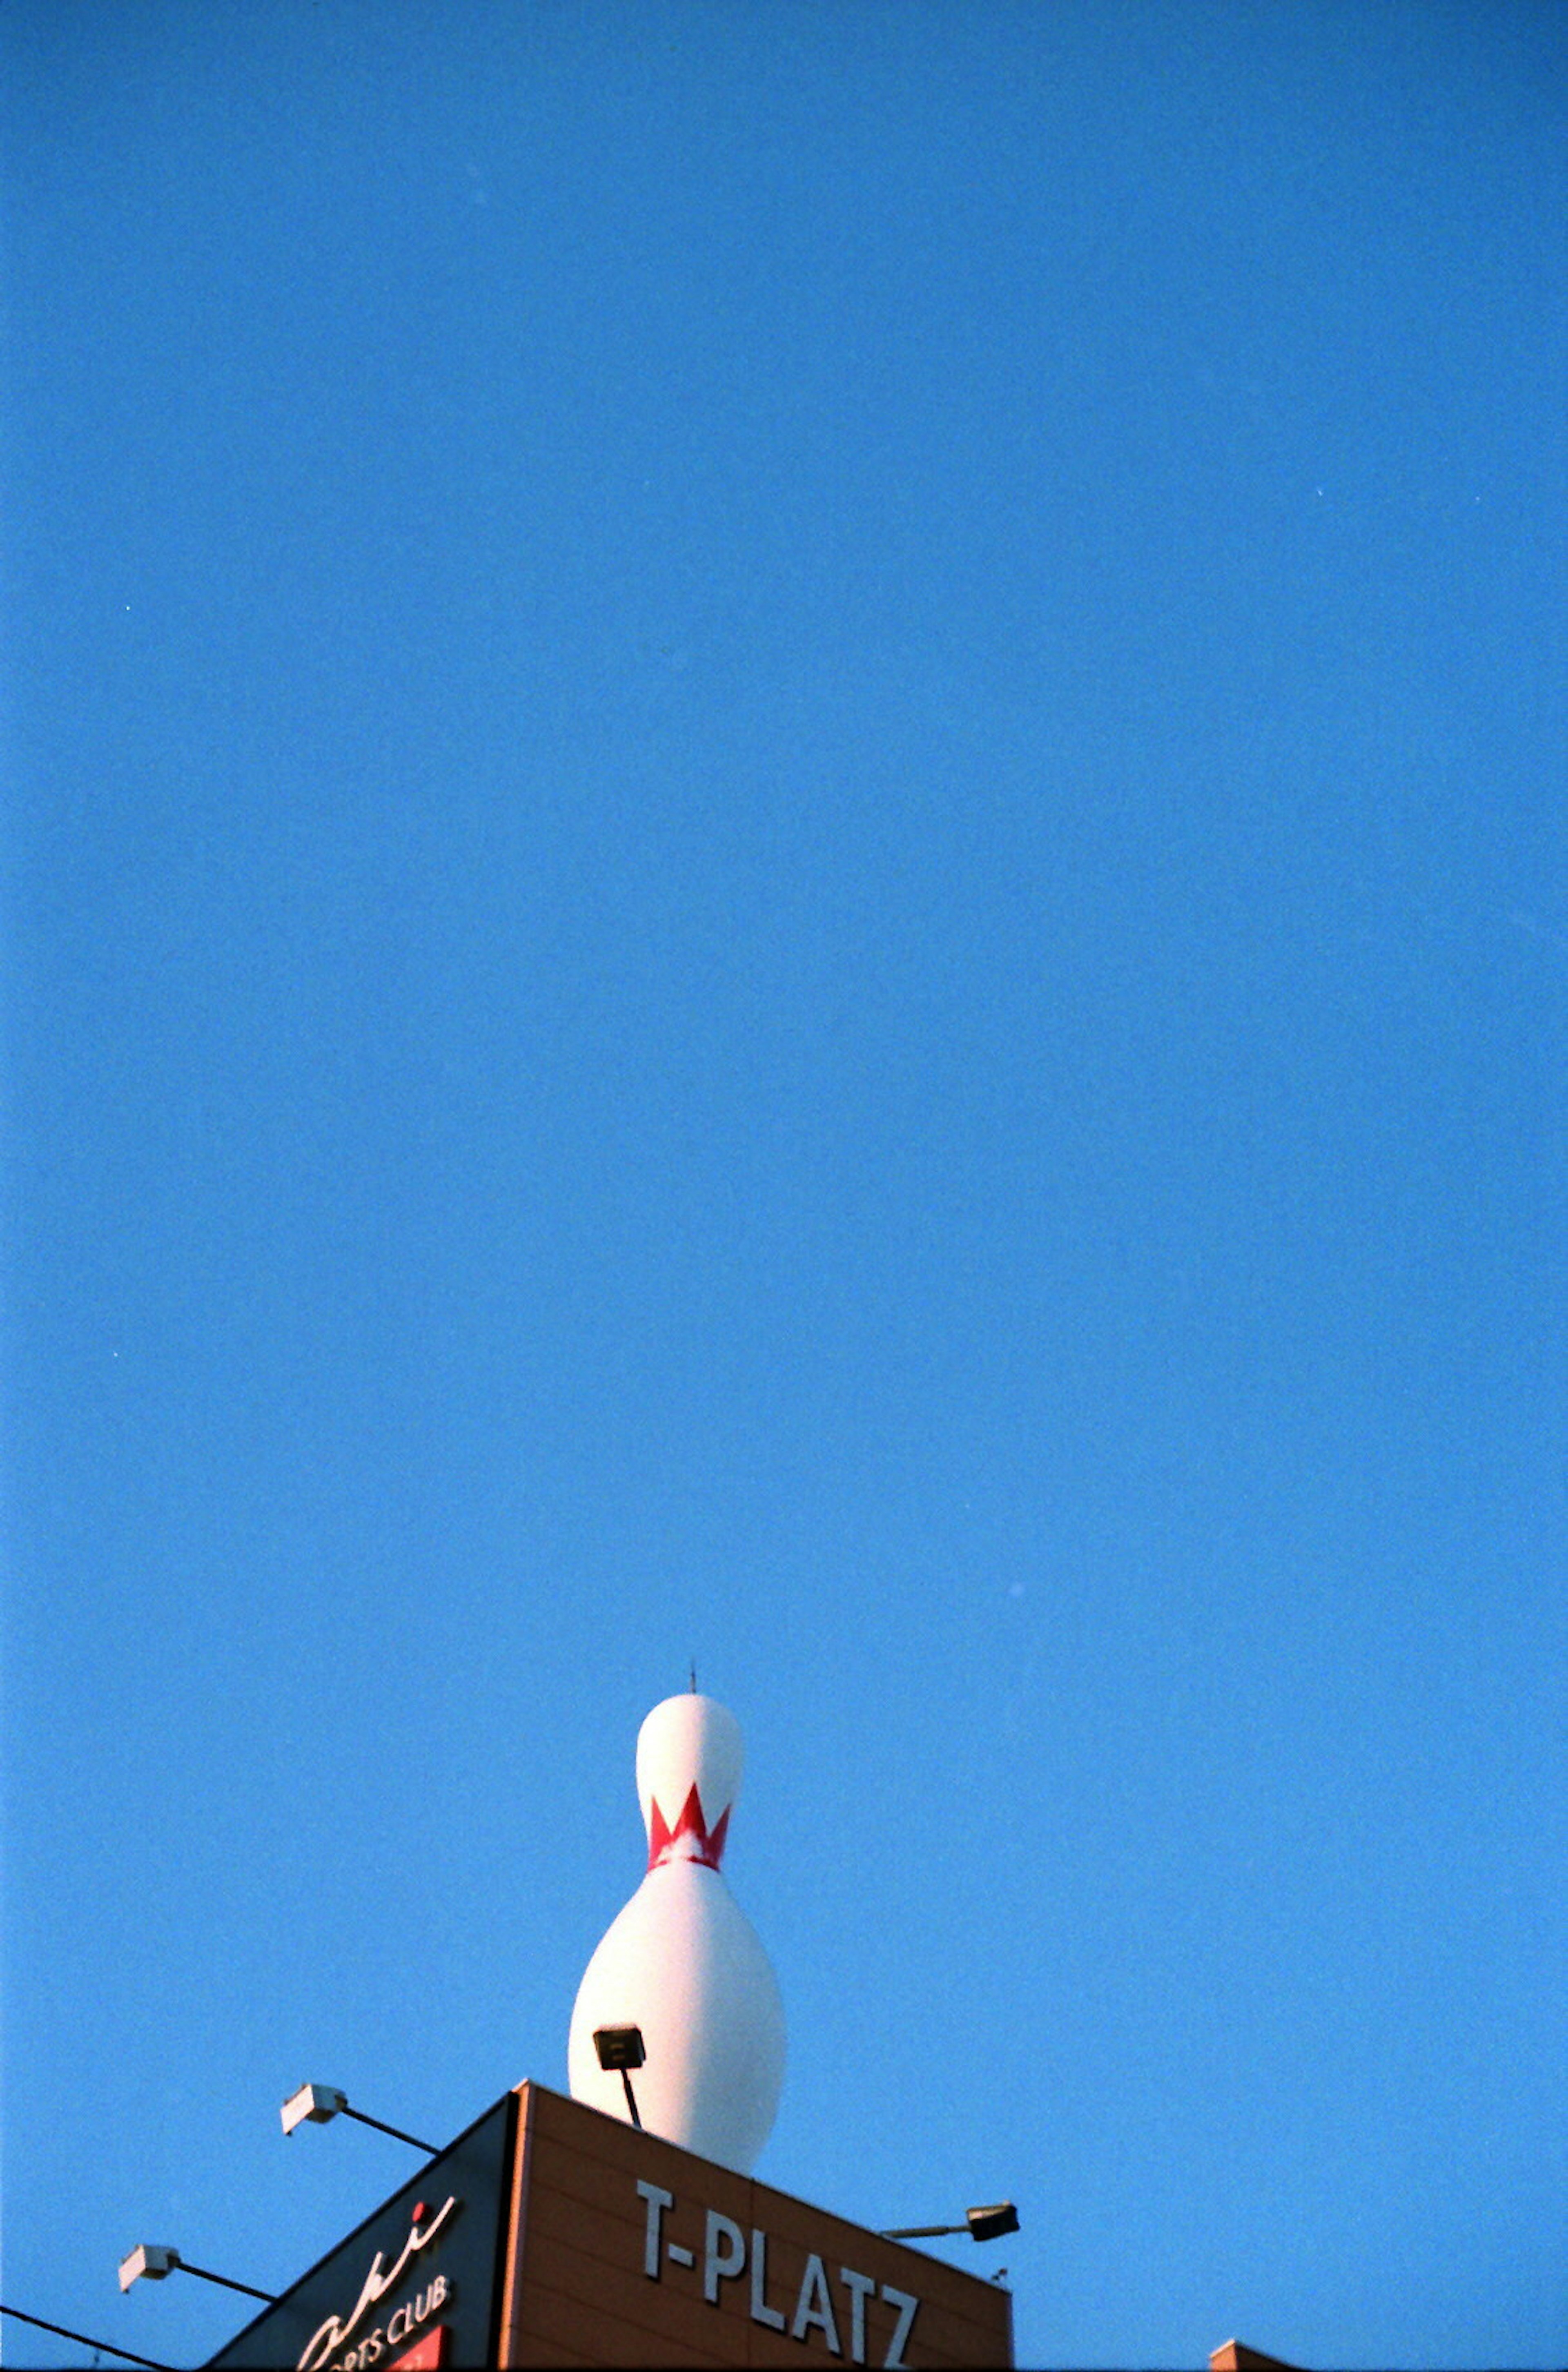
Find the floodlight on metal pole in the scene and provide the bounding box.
[592,2024,646,2128]
[280,2082,437,2154]
[880,2201,1020,2243]
[1,2301,178,2369]
[118,2245,276,2302]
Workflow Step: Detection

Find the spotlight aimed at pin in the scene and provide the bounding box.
[593,2024,646,2127]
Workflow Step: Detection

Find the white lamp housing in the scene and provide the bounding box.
[119,2243,179,2289]
[281,2082,347,2136]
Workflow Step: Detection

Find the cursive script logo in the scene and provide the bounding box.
[296,2197,458,2372]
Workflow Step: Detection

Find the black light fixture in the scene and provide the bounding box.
[881,2200,1020,2243]
[117,2245,276,2302]
[280,2082,437,2154]
[592,2024,646,2128]
[965,2202,1021,2243]
[2,2301,177,2369]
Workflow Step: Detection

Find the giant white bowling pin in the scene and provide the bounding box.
[567,1692,785,2173]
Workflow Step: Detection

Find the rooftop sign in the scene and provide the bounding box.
[204,2084,1012,2369]
[205,2095,514,2371]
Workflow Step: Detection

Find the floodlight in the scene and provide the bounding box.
[881,2199,1020,2243]
[592,2025,646,2071]
[118,2247,177,2290]
[965,2202,1020,2242]
[281,2082,346,2135]
[593,2024,646,2127]
[118,2245,274,2302]
[279,2082,435,2154]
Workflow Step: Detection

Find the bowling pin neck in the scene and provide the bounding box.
[636,1692,744,1873]
[646,1782,731,1872]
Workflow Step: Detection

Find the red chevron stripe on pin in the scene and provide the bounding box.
[647,1782,731,1871]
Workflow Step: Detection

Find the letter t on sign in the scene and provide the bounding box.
[637,2180,674,2279]
[839,2267,876,2365]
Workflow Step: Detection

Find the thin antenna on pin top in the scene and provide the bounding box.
[689,1661,697,1692]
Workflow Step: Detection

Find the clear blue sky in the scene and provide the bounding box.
[4,5,1564,2365]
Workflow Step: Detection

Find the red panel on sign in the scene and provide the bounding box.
[388,2327,448,2371]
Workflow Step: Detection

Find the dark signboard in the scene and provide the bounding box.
[497,2083,1016,2369]
[207,2093,515,2372]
